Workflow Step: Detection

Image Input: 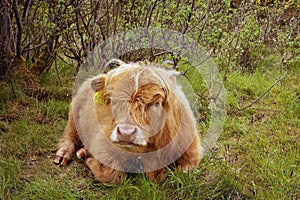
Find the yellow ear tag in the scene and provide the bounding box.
[93,91,106,105]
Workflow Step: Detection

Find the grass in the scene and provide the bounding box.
[0,62,299,199]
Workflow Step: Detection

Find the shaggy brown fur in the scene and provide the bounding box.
[54,61,203,184]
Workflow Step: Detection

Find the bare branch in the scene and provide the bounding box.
[22,0,32,24]
[239,75,286,111]
[54,55,63,86]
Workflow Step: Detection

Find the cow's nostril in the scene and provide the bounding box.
[116,124,138,144]
[117,126,136,136]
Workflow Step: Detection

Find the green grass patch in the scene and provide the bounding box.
[0,65,299,199]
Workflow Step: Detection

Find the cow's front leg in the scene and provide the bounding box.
[54,109,82,165]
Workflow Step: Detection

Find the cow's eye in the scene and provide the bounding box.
[154,102,161,107]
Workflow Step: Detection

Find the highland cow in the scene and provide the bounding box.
[54,61,203,184]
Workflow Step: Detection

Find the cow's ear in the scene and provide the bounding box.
[91,75,106,92]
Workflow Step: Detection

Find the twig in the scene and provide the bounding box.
[239,75,286,111]
[54,55,63,86]
[146,0,158,27]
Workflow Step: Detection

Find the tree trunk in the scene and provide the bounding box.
[0,1,13,79]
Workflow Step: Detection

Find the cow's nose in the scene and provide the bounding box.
[117,124,137,143]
